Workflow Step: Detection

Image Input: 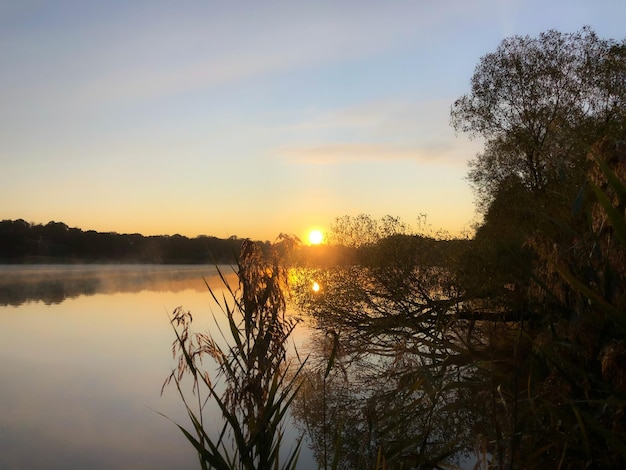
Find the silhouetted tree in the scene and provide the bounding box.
[0,219,245,263]
[451,27,626,212]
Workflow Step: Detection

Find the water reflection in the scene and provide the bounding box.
[292,329,489,469]
[0,264,229,306]
[0,265,243,470]
[0,263,498,469]
[290,265,492,469]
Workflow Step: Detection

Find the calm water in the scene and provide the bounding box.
[0,265,313,469]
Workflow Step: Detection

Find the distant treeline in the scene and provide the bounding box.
[0,219,249,264]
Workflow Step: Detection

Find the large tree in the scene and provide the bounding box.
[451,27,626,211]
[450,29,626,467]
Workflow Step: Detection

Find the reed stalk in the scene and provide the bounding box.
[162,236,305,470]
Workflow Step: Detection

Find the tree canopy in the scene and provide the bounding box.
[290,29,626,467]
[0,219,246,263]
[451,27,626,211]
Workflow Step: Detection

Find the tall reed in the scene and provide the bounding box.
[162,236,305,470]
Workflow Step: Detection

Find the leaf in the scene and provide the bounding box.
[572,185,586,215]
[591,182,626,246]
[553,261,626,331]
[162,241,304,470]
[325,331,340,379]
[594,154,626,207]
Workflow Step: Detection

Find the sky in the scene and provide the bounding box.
[1,0,625,242]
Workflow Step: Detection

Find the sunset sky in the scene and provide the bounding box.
[2,0,625,242]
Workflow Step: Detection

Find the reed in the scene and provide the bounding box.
[162,236,305,470]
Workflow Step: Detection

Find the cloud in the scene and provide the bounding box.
[275,142,462,165]
[54,2,447,106]
[16,0,496,109]
[275,98,483,165]
[291,98,454,136]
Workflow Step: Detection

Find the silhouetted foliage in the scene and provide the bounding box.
[162,236,305,470]
[452,27,626,210]
[451,26,626,326]
[448,28,626,468]
[286,28,626,470]
[290,216,479,468]
[0,219,245,264]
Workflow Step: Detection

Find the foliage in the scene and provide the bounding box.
[290,154,626,468]
[449,25,626,338]
[0,219,248,263]
[290,215,482,468]
[451,27,626,210]
[294,216,464,348]
[288,29,626,469]
[446,27,626,468]
[514,139,626,468]
[162,237,305,470]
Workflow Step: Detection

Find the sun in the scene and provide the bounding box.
[308,229,324,245]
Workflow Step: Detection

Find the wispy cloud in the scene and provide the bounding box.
[275,98,482,165]
[290,99,454,136]
[36,2,452,107]
[276,141,469,165]
[277,143,410,164]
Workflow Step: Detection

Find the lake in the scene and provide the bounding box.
[0,264,314,469]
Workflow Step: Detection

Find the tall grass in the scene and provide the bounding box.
[162,236,305,470]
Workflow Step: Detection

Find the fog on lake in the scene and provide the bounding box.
[0,265,312,470]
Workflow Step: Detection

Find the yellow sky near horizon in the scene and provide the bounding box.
[2,1,624,242]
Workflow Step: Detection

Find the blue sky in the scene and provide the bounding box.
[1,0,625,241]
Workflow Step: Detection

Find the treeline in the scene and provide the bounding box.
[0,219,248,263]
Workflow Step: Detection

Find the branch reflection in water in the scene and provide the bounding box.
[287,225,513,470]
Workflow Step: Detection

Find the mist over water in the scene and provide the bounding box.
[0,264,229,306]
[0,265,306,469]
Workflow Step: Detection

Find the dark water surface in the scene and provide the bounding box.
[0,265,312,469]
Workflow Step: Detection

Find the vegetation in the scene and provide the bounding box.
[164,27,625,469]
[451,27,625,211]
[289,216,483,468]
[162,237,305,470]
[0,219,249,263]
[447,28,626,467]
[287,27,625,469]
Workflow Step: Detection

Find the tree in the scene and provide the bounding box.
[290,216,480,468]
[451,28,626,467]
[450,28,626,321]
[451,27,626,211]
